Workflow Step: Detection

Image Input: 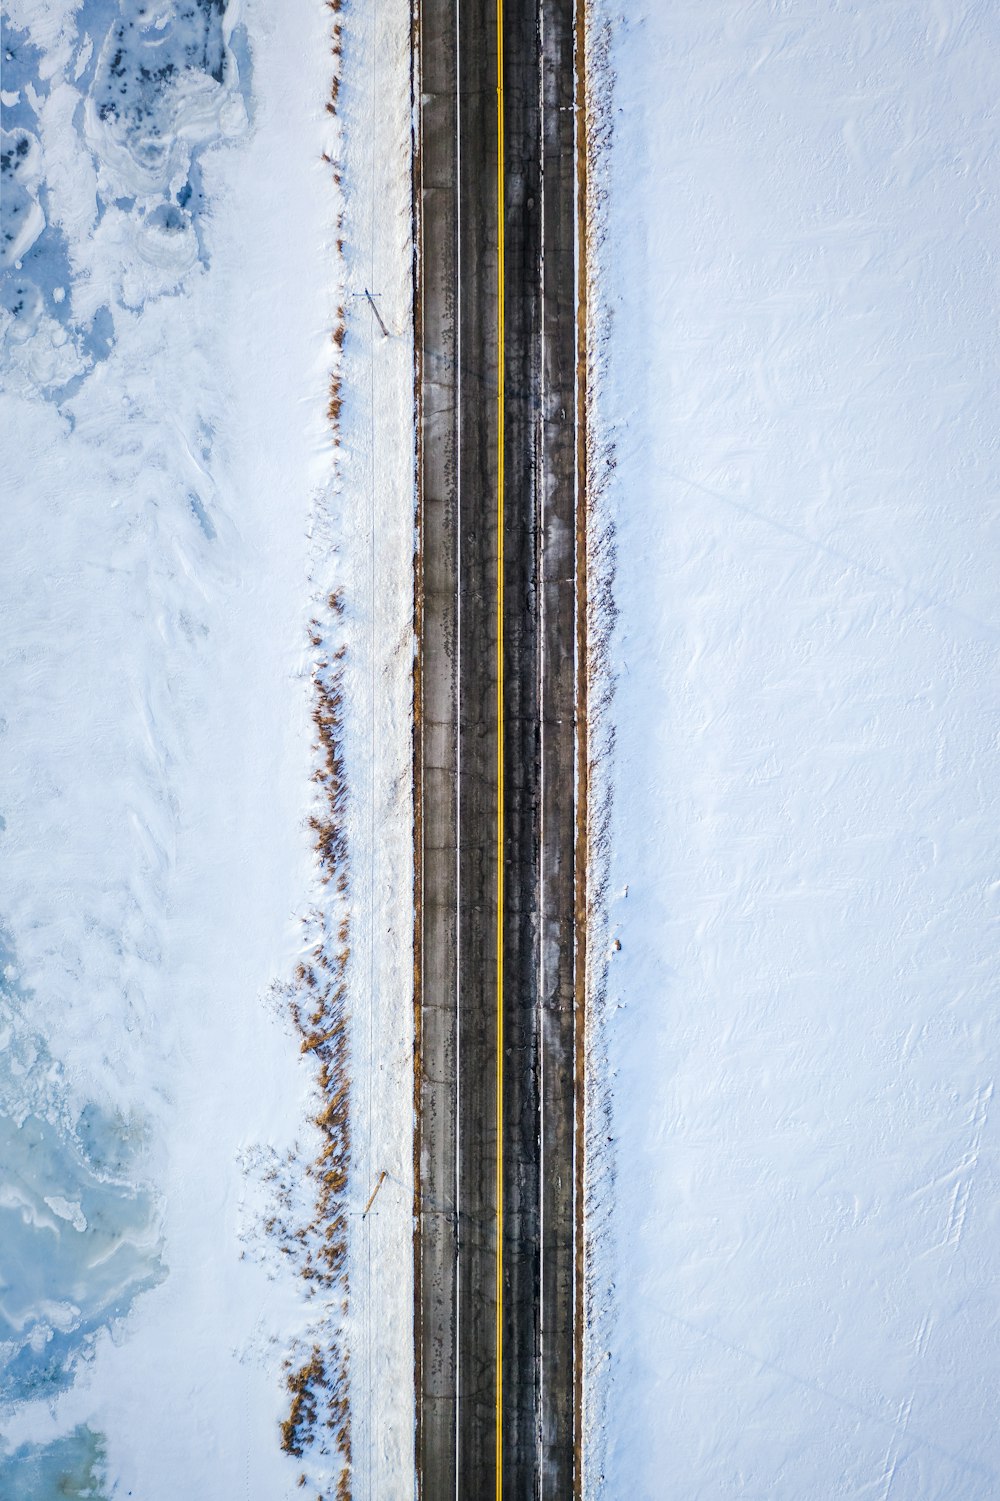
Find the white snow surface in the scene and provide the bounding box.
[585,4,1000,1498]
[0,0,414,1495]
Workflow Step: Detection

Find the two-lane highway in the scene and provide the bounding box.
[413,0,583,1492]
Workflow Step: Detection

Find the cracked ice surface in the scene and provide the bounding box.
[1,0,250,399]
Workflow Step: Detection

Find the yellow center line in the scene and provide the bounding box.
[495,0,506,1492]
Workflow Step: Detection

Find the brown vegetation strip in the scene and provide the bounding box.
[274,5,355,1494]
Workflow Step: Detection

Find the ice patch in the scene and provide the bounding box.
[80,301,113,361]
[0,931,164,1408]
[0,1424,108,1500]
[84,0,242,201]
[187,490,215,540]
[0,0,249,397]
[0,129,45,267]
[0,25,44,135]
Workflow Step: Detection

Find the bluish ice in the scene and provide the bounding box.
[1,0,253,397]
[0,1425,109,1500]
[0,929,164,1472]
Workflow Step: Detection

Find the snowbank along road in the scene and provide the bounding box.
[414,0,583,1493]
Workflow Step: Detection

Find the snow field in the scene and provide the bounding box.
[584,5,1000,1498]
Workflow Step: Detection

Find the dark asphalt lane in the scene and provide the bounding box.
[414,0,581,1493]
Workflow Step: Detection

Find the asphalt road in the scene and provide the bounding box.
[414,0,581,1494]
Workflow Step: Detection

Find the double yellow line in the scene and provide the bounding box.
[495,0,506,1492]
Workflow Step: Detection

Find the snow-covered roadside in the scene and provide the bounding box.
[584,5,1000,1498]
[0,0,414,1495]
[331,0,416,1494]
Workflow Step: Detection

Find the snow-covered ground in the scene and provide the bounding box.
[0,0,414,1495]
[584,4,1000,1498]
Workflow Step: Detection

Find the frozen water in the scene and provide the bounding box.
[0,0,249,398]
[0,1424,108,1499]
[0,930,164,1406]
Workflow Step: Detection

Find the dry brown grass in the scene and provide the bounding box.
[275,11,355,1488]
[280,1343,351,1483]
[326,374,343,428]
[275,616,355,1491]
[281,1349,325,1457]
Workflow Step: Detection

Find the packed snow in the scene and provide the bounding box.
[583,4,1000,1498]
[0,0,414,1495]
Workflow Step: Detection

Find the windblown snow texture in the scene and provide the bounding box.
[585,5,1000,1499]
